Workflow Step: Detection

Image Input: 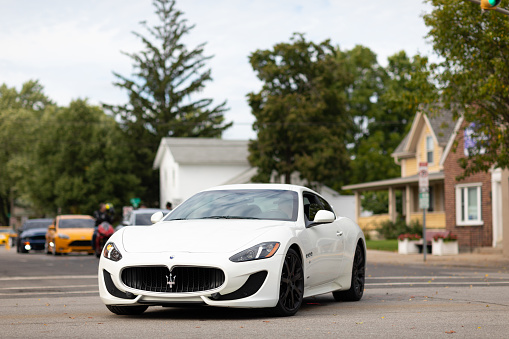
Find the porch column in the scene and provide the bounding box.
[389,186,396,223]
[354,191,361,224]
[405,185,412,225]
[502,169,509,258]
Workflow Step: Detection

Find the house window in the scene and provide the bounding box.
[426,136,434,164]
[455,184,483,226]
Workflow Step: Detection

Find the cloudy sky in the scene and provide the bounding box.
[0,0,435,140]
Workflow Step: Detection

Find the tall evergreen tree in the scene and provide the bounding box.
[105,0,231,204]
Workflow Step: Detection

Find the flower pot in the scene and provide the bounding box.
[398,238,420,254]
[432,239,459,256]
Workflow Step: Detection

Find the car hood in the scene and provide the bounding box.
[20,228,48,237]
[121,219,290,254]
[57,228,94,237]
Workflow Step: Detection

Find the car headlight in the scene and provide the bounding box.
[103,242,122,262]
[229,242,280,262]
[57,233,70,239]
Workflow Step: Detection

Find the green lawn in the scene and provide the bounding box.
[365,239,398,252]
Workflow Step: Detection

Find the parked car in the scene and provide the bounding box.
[115,208,171,231]
[99,184,366,317]
[0,226,12,245]
[18,228,48,253]
[45,215,95,255]
[16,218,52,251]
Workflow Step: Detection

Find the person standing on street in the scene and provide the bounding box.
[92,203,113,250]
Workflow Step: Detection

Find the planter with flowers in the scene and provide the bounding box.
[398,233,422,254]
[432,233,459,256]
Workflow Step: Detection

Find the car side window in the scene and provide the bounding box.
[318,196,335,216]
[303,192,336,221]
[303,193,322,221]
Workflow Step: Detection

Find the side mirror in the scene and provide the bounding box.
[48,225,56,231]
[150,211,164,224]
[313,210,335,224]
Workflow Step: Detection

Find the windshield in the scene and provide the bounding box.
[23,220,52,230]
[59,219,95,229]
[166,189,298,222]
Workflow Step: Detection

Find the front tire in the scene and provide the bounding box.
[271,248,304,317]
[333,243,365,302]
[106,305,148,315]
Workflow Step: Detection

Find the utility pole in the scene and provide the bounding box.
[418,162,429,262]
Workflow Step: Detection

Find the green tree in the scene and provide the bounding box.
[344,50,437,214]
[248,34,353,189]
[105,0,231,204]
[13,100,140,215]
[0,80,54,224]
[424,0,509,178]
[349,51,437,185]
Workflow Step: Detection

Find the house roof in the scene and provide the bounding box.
[153,137,250,168]
[392,105,456,159]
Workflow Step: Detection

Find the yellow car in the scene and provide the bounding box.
[45,215,95,255]
[0,227,10,245]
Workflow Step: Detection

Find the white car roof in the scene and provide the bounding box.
[203,183,314,194]
[131,208,170,214]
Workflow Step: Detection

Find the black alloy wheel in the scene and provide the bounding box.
[333,243,365,302]
[272,248,304,316]
[106,305,148,315]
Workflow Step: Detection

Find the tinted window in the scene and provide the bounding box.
[167,189,298,222]
[23,220,52,230]
[59,219,95,229]
[134,213,154,225]
[303,192,335,221]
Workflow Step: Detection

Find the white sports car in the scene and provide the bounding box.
[99,184,366,316]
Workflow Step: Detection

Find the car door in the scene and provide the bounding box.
[300,192,345,287]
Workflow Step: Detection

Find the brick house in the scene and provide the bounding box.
[343,106,509,255]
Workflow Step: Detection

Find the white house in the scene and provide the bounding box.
[153,138,251,207]
[153,137,355,220]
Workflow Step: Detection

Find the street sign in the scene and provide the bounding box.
[418,162,429,209]
[419,192,429,209]
[418,162,429,192]
[130,198,141,208]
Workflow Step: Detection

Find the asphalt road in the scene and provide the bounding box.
[1,247,509,338]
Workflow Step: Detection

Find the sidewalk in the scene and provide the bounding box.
[367,249,509,270]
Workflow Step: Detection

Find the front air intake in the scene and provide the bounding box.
[121,266,225,293]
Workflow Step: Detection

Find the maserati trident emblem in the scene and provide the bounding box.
[166,273,176,288]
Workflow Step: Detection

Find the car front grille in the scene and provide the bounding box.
[121,266,225,293]
[27,235,46,241]
[68,240,91,247]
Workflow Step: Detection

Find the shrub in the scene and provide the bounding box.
[377,218,423,240]
[433,233,457,242]
[397,233,422,241]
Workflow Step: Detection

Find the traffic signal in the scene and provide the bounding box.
[481,0,502,10]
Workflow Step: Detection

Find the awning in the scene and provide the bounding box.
[342,171,445,191]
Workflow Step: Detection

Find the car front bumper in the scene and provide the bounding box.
[98,250,284,308]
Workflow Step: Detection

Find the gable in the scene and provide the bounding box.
[154,137,249,169]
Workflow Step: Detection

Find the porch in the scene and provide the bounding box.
[343,171,446,232]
